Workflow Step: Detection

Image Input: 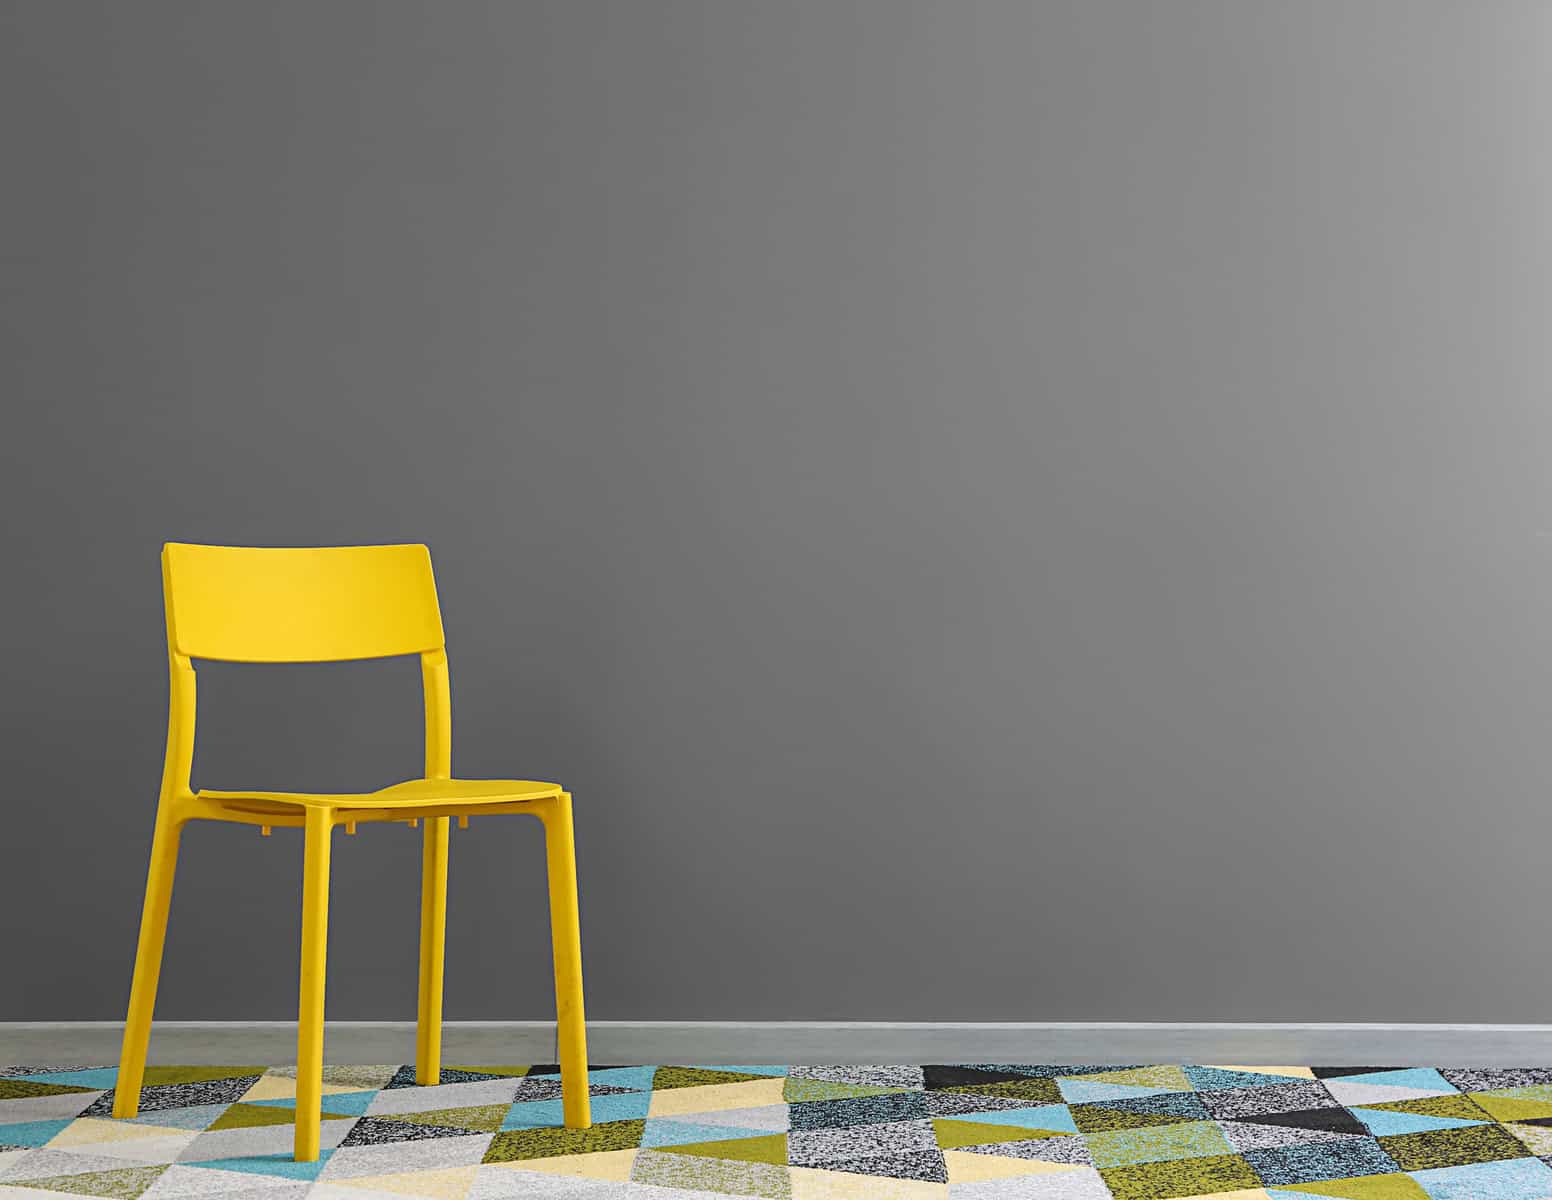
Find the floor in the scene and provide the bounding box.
[4,1064,1552,1198]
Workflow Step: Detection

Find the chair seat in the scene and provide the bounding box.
[200,776,562,813]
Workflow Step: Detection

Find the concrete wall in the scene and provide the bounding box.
[3,1,1550,1021]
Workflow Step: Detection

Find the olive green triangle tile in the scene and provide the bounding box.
[395,1104,509,1132]
[11,1163,169,1198]
[1071,1104,1195,1133]
[658,1133,788,1164]
[206,1102,351,1131]
[483,1119,646,1162]
[1076,1066,1192,1092]
[943,1078,1063,1104]
[1358,1093,1493,1121]
[0,1079,97,1099]
[140,1067,265,1086]
[934,1118,1068,1149]
[654,1068,773,1091]
[1464,1090,1552,1122]
[1274,1174,1431,1199]
[1376,1123,1531,1171]
[781,1078,907,1103]
[447,1066,531,1078]
[1100,1152,1260,1199]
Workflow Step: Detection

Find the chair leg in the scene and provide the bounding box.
[295,807,334,1162]
[113,811,184,1119]
[416,816,450,1085]
[540,792,590,1129]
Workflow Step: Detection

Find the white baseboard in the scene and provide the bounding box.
[5,1021,1552,1066]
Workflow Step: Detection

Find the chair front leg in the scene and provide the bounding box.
[416,816,450,1085]
[295,806,334,1161]
[114,808,185,1119]
[540,792,590,1128]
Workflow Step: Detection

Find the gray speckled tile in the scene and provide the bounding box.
[320,1131,494,1180]
[787,1066,924,1090]
[367,1079,525,1117]
[788,1117,937,1165]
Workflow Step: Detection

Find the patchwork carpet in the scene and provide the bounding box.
[4,1064,1552,1198]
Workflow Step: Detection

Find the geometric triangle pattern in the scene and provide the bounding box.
[5,1064,1552,1197]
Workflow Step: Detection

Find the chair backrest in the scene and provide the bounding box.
[162,543,446,663]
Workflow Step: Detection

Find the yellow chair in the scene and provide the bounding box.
[113,543,591,1160]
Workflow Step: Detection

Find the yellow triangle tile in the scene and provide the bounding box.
[647,1077,788,1117]
[47,1118,177,1147]
[1175,1191,1276,1200]
[333,1165,477,1199]
[504,1148,637,1182]
[943,1149,1086,1182]
[1273,1176,1428,1199]
[789,1166,947,1198]
[1209,1065,1316,1079]
[241,1074,356,1101]
[48,1134,198,1165]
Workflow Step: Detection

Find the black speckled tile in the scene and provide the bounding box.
[81,1076,263,1116]
[1199,1078,1341,1119]
[339,1116,474,1147]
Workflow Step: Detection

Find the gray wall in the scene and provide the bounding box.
[3,1,1551,1024]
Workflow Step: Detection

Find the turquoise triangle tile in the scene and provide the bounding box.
[1352,1107,1488,1136]
[1407,1158,1552,1197]
[687,1065,789,1077]
[317,1090,379,1117]
[641,1120,774,1148]
[250,1090,377,1116]
[184,1150,334,1182]
[1330,1068,1455,1093]
[580,1067,657,1092]
[1057,1079,1174,1104]
[0,1118,74,1147]
[503,1091,651,1131]
[16,1069,120,1090]
[951,1105,1078,1133]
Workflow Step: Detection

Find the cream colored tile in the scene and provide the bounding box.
[790,1165,947,1198]
[943,1150,1087,1183]
[1206,1065,1316,1079]
[647,1077,787,1118]
[330,1164,478,1198]
[48,1117,182,1147]
[492,1148,636,1182]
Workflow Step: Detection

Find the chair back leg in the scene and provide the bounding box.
[540,792,591,1128]
[416,816,451,1084]
[294,806,334,1161]
[113,811,185,1119]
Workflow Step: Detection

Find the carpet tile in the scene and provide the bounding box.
[8,1065,1552,1197]
[1241,1137,1399,1185]
[958,1131,1094,1164]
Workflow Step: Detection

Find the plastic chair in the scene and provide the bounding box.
[112,543,591,1160]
